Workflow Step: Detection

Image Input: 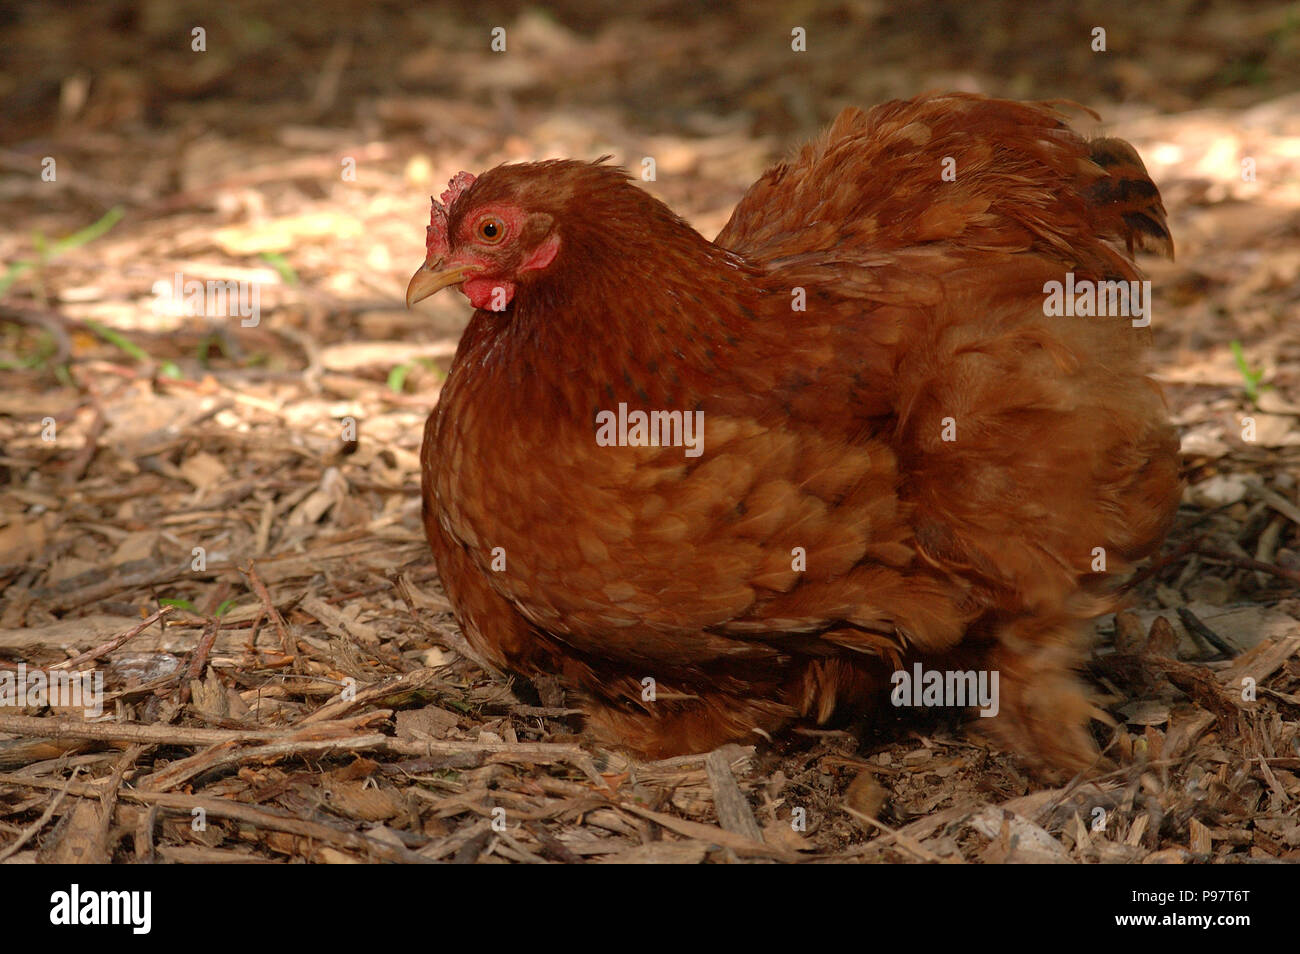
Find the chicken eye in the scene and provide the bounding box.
[476,216,505,244]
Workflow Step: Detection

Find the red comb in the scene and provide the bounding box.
[425,171,477,258]
[441,170,476,208]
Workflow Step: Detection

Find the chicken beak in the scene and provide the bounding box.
[405,262,473,308]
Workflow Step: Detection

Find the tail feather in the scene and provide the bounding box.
[1086,137,1174,260]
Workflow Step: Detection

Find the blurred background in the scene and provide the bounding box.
[2,0,1297,364]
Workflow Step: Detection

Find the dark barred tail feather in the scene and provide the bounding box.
[1086,137,1175,260]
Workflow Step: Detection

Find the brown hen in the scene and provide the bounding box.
[405,93,1182,772]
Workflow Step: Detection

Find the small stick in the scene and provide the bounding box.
[523,821,587,864]
[137,735,391,793]
[48,606,173,672]
[178,617,220,706]
[844,805,949,864]
[1119,534,1205,593]
[0,767,81,862]
[178,583,230,705]
[0,774,432,864]
[240,562,296,660]
[326,566,439,604]
[295,667,446,726]
[134,802,160,864]
[1245,479,1300,527]
[1176,607,1239,657]
[98,744,145,851]
[0,713,375,746]
[61,404,106,484]
[705,746,764,842]
[618,802,799,862]
[1192,547,1300,586]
